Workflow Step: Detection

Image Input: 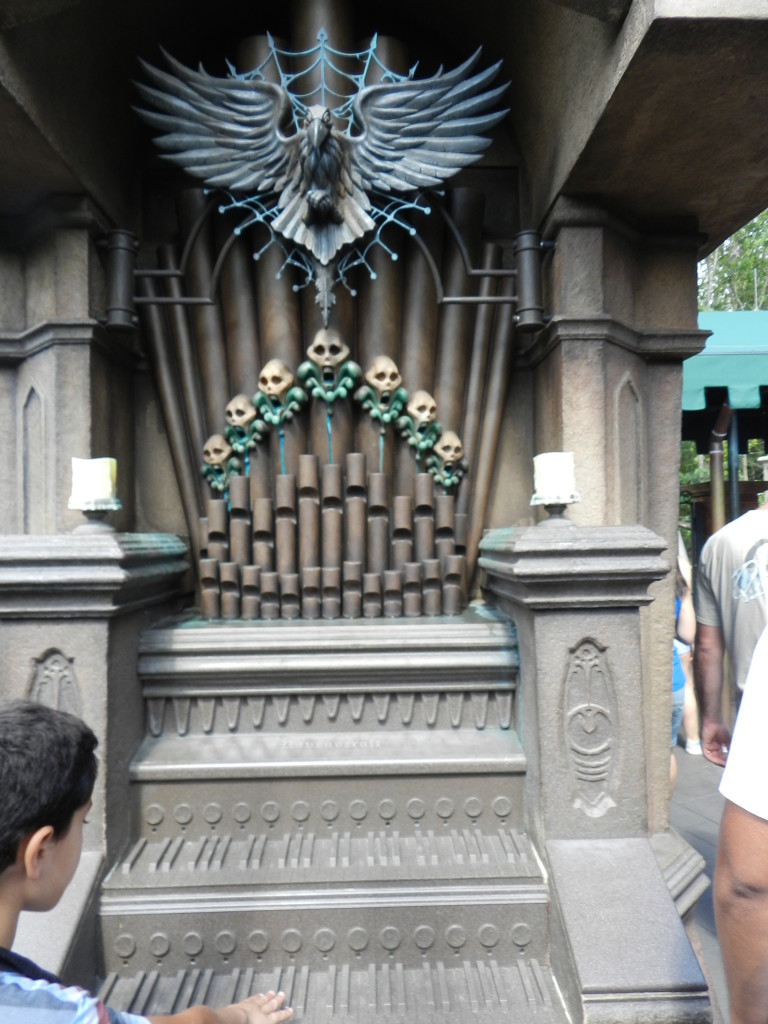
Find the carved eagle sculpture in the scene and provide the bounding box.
[136,49,508,266]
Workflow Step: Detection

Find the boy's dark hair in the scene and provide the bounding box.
[0,700,98,874]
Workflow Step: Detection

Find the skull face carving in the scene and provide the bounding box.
[365,355,402,402]
[308,328,350,380]
[203,434,233,467]
[407,390,437,428]
[434,430,464,469]
[259,359,294,403]
[225,393,257,429]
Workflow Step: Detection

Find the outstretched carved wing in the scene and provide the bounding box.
[134,50,298,194]
[349,50,508,194]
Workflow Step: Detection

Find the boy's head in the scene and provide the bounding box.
[0,701,98,875]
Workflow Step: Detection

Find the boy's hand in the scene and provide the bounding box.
[222,990,293,1024]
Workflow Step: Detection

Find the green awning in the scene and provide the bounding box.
[683,312,768,410]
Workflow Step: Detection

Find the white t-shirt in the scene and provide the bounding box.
[720,623,768,820]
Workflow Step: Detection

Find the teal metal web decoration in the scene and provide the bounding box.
[216,31,431,321]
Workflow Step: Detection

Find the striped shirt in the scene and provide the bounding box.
[0,950,148,1024]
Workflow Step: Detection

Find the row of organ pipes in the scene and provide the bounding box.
[199,453,467,620]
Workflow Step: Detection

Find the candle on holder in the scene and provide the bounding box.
[530,452,580,520]
[68,457,121,531]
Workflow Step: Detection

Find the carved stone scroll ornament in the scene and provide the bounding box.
[134,33,508,321]
[563,639,618,818]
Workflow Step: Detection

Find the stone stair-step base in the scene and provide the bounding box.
[99,958,569,1023]
[98,882,550,972]
[104,826,543,888]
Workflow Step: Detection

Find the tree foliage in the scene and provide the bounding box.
[698,208,768,310]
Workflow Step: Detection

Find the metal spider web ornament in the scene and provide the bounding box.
[136,31,508,324]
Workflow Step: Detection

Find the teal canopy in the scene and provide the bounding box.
[684,312,768,410]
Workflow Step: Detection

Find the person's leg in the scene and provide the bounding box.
[682,653,701,752]
[715,799,768,1024]
[670,687,684,791]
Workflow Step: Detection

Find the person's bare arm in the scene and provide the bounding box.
[715,801,768,1024]
[148,990,292,1024]
[693,622,730,766]
[675,587,696,646]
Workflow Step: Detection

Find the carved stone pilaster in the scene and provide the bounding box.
[480,524,710,1024]
[480,520,667,841]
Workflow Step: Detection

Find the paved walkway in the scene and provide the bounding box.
[670,745,728,1023]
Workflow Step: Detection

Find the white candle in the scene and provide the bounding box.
[532,451,577,502]
[69,457,118,507]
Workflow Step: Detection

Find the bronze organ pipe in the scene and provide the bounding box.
[434,189,485,433]
[298,454,321,570]
[394,214,443,498]
[292,0,354,98]
[342,561,362,618]
[280,573,301,619]
[383,569,403,618]
[322,567,342,619]
[413,473,435,563]
[344,453,367,567]
[198,517,208,558]
[301,567,322,620]
[248,444,273,506]
[236,36,282,80]
[422,559,442,616]
[442,554,466,615]
[206,499,229,563]
[241,566,261,620]
[321,464,344,569]
[176,189,231,434]
[456,242,501,517]
[300,290,355,466]
[362,573,382,618]
[157,244,207,486]
[466,277,516,585]
[454,513,468,557]
[275,474,297,576]
[252,496,275,572]
[215,218,262,398]
[255,242,305,479]
[137,277,201,559]
[403,562,422,617]
[392,496,413,571]
[229,475,252,567]
[200,558,221,620]
[367,473,389,575]
[434,494,456,575]
[260,571,280,620]
[220,562,241,620]
[356,243,403,479]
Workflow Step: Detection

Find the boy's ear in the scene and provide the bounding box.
[18,826,55,881]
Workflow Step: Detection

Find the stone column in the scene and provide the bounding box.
[480,520,710,1024]
[0,198,145,537]
[516,198,707,833]
[0,532,189,979]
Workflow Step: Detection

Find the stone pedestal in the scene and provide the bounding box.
[480,521,710,1023]
[0,532,189,979]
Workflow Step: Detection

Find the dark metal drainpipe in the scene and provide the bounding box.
[710,404,733,534]
[728,412,740,522]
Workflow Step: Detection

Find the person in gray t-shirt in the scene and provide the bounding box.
[694,505,768,765]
